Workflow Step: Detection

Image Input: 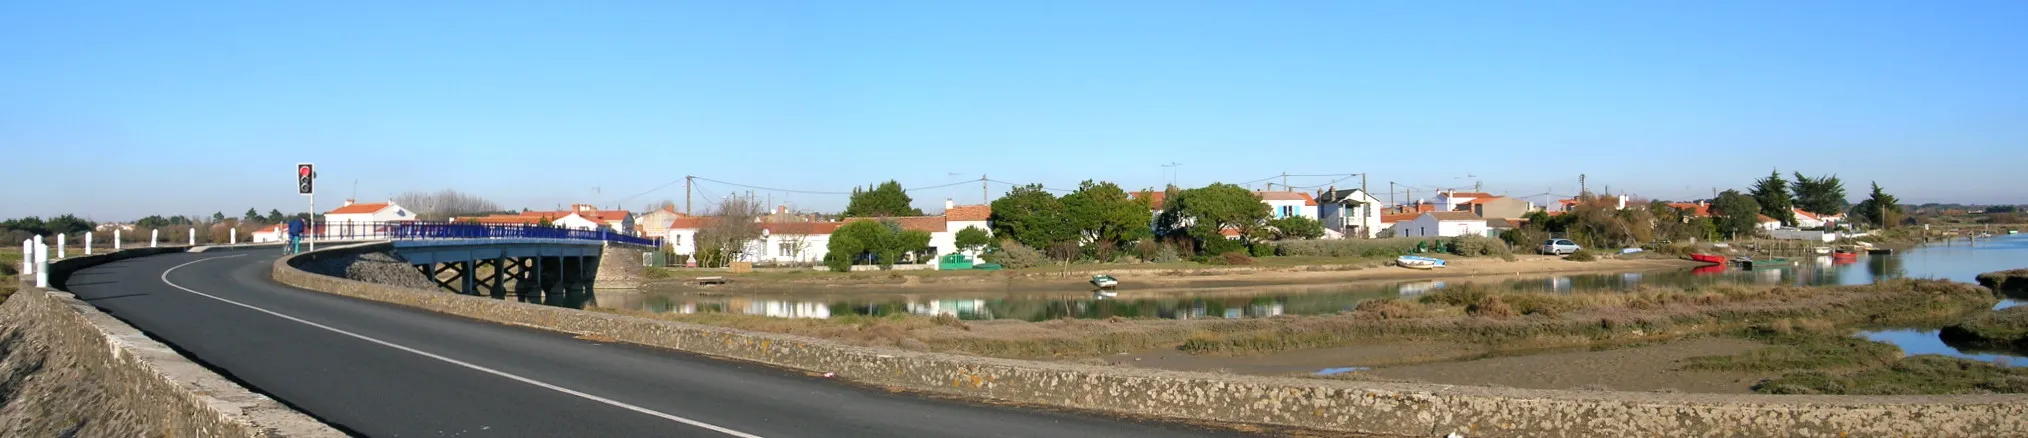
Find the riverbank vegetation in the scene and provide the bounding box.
[1939,306,2028,350]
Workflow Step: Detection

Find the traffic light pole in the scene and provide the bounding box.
[307,193,316,252]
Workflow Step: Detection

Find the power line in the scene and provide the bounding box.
[692,177,853,195]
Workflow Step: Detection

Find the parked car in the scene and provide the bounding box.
[1539,239,1581,255]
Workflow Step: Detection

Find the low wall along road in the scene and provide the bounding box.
[0,247,341,438]
[277,242,2028,437]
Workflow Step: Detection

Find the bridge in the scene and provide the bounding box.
[288,221,658,307]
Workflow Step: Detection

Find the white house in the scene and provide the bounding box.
[250,224,286,243]
[666,204,993,268]
[324,200,415,224]
[1552,195,1630,212]
[1757,214,1783,231]
[322,200,416,238]
[1394,212,1491,238]
[1434,191,1494,212]
[1792,208,1847,229]
[1256,191,1319,220]
[1316,188,1383,238]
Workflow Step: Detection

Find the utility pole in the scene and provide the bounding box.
[684,176,693,216]
[981,175,988,205]
[1579,174,1588,196]
[1389,181,1396,208]
[1281,172,1288,191]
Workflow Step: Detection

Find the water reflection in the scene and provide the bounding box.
[599,235,2028,323]
[1860,329,2028,367]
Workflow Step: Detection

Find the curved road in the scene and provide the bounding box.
[63,249,1264,437]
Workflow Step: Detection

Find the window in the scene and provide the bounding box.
[1280,205,1294,217]
[670,234,682,246]
[779,242,798,257]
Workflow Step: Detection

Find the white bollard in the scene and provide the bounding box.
[114,229,122,250]
[230,227,237,245]
[151,229,158,248]
[188,229,195,246]
[19,239,30,276]
[85,232,92,255]
[34,243,49,288]
[57,233,65,259]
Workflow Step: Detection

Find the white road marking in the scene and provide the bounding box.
[160,255,763,438]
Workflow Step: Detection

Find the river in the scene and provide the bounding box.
[593,234,2028,360]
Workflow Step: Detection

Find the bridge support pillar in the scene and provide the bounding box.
[487,256,508,299]
[460,260,476,295]
[546,256,573,306]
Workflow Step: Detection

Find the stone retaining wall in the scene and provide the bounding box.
[1,248,341,437]
[275,242,2028,437]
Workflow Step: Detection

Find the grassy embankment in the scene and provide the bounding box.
[0,248,20,305]
[593,279,1995,364]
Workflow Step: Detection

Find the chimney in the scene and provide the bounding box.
[342,199,355,207]
[945,198,955,210]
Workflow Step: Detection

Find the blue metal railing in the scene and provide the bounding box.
[307,221,660,247]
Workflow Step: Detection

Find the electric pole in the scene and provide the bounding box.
[981,175,989,205]
[684,175,693,216]
[1389,181,1396,208]
[1579,174,1588,197]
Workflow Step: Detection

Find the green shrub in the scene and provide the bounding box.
[982,240,1048,269]
[1499,227,1548,251]
[1150,244,1182,263]
[1247,243,1275,257]
[1448,235,1511,257]
[1200,236,1245,256]
[1565,249,1600,262]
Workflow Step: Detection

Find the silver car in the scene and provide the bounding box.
[1539,239,1581,255]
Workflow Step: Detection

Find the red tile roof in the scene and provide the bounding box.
[1130,191,1168,210]
[764,222,843,235]
[1758,214,1779,223]
[1460,196,1511,206]
[1424,211,1483,221]
[1792,208,1818,221]
[459,215,552,225]
[1381,213,1419,223]
[845,216,947,233]
[1667,202,1712,217]
[1256,191,1318,206]
[328,202,391,215]
[944,205,992,221]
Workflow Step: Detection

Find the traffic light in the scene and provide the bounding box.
[297,163,315,195]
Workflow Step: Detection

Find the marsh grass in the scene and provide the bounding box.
[1754,355,2028,395]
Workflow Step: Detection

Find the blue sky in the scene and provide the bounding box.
[3,1,2024,221]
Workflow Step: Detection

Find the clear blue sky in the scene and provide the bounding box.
[3,1,2024,221]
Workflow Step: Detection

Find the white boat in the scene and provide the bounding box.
[1813,247,1831,255]
[1089,274,1119,289]
[1092,290,1118,298]
[1396,255,1446,270]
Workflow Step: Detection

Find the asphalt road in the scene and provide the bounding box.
[62,249,1265,438]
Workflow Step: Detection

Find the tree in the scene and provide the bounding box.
[244,208,263,223]
[1258,216,1325,240]
[1791,173,1849,216]
[695,196,766,266]
[988,184,1072,249]
[1167,183,1271,249]
[394,189,505,220]
[1710,190,1763,239]
[1750,170,1795,226]
[843,180,921,217]
[1854,182,1903,228]
[44,214,93,235]
[266,209,286,223]
[954,226,991,252]
[212,212,226,223]
[1059,180,1153,250]
[824,220,930,271]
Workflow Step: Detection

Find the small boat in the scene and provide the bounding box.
[1689,253,1727,265]
[1733,257,1793,270]
[1866,248,1894,255]
[1092,289,1118,298]
[1831,249,1859,260]
[1813,247,1831,255]
[2010,230,2020,235]
[1396,255,1446,270]
[1089,274,1119,289]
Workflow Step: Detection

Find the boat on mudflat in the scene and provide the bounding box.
[1689,253,1727,265]
[1396,255,1446,270]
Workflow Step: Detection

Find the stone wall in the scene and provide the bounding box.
[594,243,646,289]
[275,242,2028,437]
[2,249,342,437]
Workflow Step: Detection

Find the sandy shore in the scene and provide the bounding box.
[642,255,1707,296]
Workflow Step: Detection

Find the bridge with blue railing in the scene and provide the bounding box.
[305,221,660,247]
[297,221,655,306]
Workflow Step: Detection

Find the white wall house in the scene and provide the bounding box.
[666,204,994,269]
[1434,191,1493,212]
[324,200,415,224]
[250,224,286,243]
[1256,191,1319,220]
[1757,215,1783,232]
[1317,188,1383,238]
[1394,212,1491,238]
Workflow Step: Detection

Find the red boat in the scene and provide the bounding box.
[1831,249,1859,261]
[1689,253,1727,265]
[1692,264,1728,275]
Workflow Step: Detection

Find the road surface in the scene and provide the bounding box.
[63,248,1265,437]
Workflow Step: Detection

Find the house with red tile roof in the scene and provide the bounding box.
[662,202,994,268]
[323,199,415,224]
[1256,191,1319,220]
[1435,191,1497,212]
[1396,211,1493,238]
[250,224,287,243]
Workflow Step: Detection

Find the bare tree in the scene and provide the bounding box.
[394,189,505,220]
[695,196,765,265]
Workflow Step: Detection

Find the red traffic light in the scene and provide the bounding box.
[299,165,313,176]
